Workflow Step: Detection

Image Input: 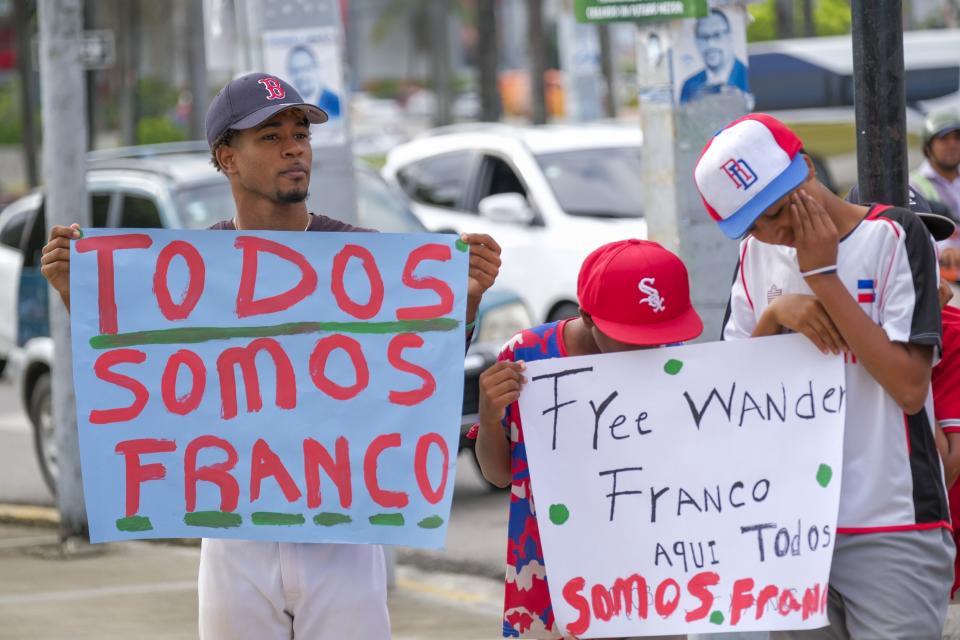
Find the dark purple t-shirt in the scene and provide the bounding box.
[209,213,373,233]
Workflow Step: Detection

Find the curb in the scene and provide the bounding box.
[0,503,59,528]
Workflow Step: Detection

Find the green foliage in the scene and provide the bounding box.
[137,116,188,145]
[0,81,24,145]
[137,77,181,119]
[748,0,851,43]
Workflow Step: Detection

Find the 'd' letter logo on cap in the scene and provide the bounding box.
[258,77,286,101]
[721,158,758,190]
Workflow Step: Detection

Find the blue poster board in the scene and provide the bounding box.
[70,229,468,546]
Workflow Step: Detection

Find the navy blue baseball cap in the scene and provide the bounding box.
[205,72,328,147]
[846,183,957,242]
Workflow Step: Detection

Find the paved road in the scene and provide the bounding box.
[0,379,53,507]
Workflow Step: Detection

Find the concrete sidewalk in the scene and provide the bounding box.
[4,512,960,640]
[0,520,505,640]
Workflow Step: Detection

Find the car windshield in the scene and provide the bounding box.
[173,181,236,229]
[355,169,427,233]
[535,147,644,219]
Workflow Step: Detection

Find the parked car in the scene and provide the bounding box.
[0,143,531,494]
[381,123,647,323]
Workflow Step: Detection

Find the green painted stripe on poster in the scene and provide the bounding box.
[251,512,306,526]
[90,318,460,349]
[116,515,153,532]
[369,513,405,527]
[183,511,243,528]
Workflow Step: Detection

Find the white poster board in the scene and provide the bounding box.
[519,334,844,638]
[670,5,749,105]
[262,27,346,145]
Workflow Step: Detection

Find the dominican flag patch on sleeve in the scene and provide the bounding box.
[857,279,876,303]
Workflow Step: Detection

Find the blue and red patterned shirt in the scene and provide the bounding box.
[470,319,571,638]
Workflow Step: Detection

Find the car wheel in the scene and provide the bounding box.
[547,302,579,323]
[28,372,58,496]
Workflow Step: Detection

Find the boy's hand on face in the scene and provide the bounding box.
[791,189,839,275]
[478,360,526,425]
[770,294,848,355]
[40,223,81,312]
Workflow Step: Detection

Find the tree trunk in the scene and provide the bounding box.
[186,0,209,139]
[429,0,453,126]
[477,0,501,122]
[598,23,616,118]
[775,0,795,39]
[118,0,140,145]
[802,0,816,36]
[528,0,547,124]
[14,0,39,187]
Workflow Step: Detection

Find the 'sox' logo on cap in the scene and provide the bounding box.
[721,158,758,190]
[258,77,286,100]
[638,277,666,313]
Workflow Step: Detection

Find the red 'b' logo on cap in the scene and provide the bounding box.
[258,77,286,100]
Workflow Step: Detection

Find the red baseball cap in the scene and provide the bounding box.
[577,239,703,346]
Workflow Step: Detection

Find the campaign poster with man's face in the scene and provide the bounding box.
[263,27,346,146]
[671,6,750,105]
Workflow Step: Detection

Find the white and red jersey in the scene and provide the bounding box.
[935,306,960,436]
[723,205,948,533]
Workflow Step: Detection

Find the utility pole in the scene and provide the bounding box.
[37,0,89,541]
[528,0,547,124]
[851,0,907,207]
[186,0,209,140]
[477,0,501,122]
[428,0,453,126]
[14,0,39,188]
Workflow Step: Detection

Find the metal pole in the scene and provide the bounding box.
[14,0,39,188]
[37,0,90,540]
[851,0,908,207]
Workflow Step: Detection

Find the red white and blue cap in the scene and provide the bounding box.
[694,113,808,239]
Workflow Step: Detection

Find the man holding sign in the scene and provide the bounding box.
[696,113,953,639]
[40,73,502,640]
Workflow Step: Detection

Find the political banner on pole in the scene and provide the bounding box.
[519,334,845,637]
[70,229,468,547]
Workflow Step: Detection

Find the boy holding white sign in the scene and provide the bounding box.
[695,113,953,639]
[473,239,703,638]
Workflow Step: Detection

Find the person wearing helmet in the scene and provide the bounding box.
[911,109,960,277]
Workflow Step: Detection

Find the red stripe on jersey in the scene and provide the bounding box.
[857,293,875,303]
[865,203,895,221]
[837,520,952,535]
[739,238,754,311]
